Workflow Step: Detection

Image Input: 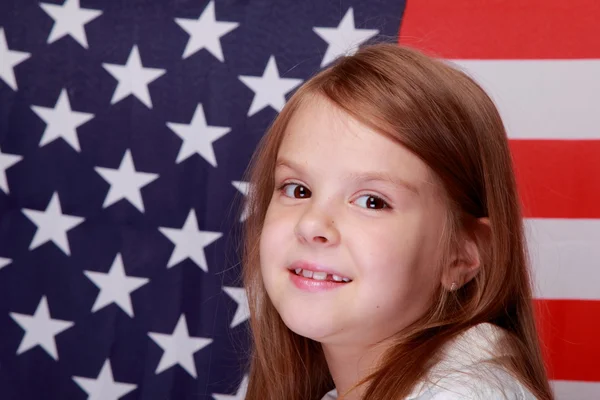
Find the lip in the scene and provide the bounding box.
[288,270,350,292]
[287,260,351,279]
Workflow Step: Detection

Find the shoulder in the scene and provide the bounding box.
[412,363,538,400]
[407,323,538,400]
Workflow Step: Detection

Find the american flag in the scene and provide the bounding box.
[0,0,597,399]
[400,0,600,398]
[0,0,403,399]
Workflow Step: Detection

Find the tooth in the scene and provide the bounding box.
[342,277,351,282]
[332,275,343,282]
[294,268,302,274]
[302,269,313,278]
[312,271,327,280]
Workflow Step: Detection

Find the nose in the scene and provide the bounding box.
[294,204,340,246]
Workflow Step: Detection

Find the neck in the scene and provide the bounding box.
[321,339,391,400]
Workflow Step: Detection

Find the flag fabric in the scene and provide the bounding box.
[400,0,600,398]
[0,0,598,399]
[0,0,404,399]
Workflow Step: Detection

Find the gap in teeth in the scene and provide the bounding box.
[293,268,350,282]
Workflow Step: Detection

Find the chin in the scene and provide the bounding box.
[277,303,342,341]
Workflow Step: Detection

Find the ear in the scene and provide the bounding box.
[441,217,490,291]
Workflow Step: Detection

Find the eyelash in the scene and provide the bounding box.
[276,182,392,212]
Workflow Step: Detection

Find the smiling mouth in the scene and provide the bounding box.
[290,268,352,283]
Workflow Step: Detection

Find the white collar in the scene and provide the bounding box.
[323,323,507,400]
[405,322,506,398]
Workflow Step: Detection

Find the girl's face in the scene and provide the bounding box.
[259,95,448,346]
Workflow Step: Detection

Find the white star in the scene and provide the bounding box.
[21,192,85,255]
[175,0,239,61]
[212,375,249,400]
[0,146,23,194]
[72,359,137,400]
[231,181,251,222]
[84,253,149,317]
[9,296,74,360]
[30,88,95,152]
[148,314,213,378]
[238,56,303,116]
[40,0,102,49]
[102,45,166,109]
[0,257,12,270]
[94,149,159,213]
[0,28,30,91]
[222,287,250,328]
[313,7,379,67]
[166,103,231,166]
[158,209,222,271]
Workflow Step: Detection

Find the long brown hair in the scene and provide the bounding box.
[238,43,553,400]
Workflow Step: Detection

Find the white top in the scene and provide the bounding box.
[321,323,538,399]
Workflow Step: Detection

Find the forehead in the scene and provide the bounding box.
[277,95,434,188]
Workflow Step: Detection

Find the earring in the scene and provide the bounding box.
[450,282,457,291]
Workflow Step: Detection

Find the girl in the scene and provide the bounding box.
[238,43,554,400]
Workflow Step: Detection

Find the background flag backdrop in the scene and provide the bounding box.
[0,0,597,399]
[400,1,600,398]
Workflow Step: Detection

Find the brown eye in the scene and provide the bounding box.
[281,183,311,198]
[356,194,389,210]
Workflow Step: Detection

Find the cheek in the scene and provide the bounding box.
[352,216,438,308]
[259,205,291,288]
[354,217,425,276]
[260,207,288,255]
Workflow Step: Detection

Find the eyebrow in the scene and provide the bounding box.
[275,157,421,195]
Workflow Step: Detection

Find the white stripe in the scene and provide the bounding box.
[525,218,600,300]
[552,380,600,400]
[448,59,600,140]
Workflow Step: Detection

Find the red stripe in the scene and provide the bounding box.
[510,140,600,219]
[399,0,600,59]
[535,299,600,381]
